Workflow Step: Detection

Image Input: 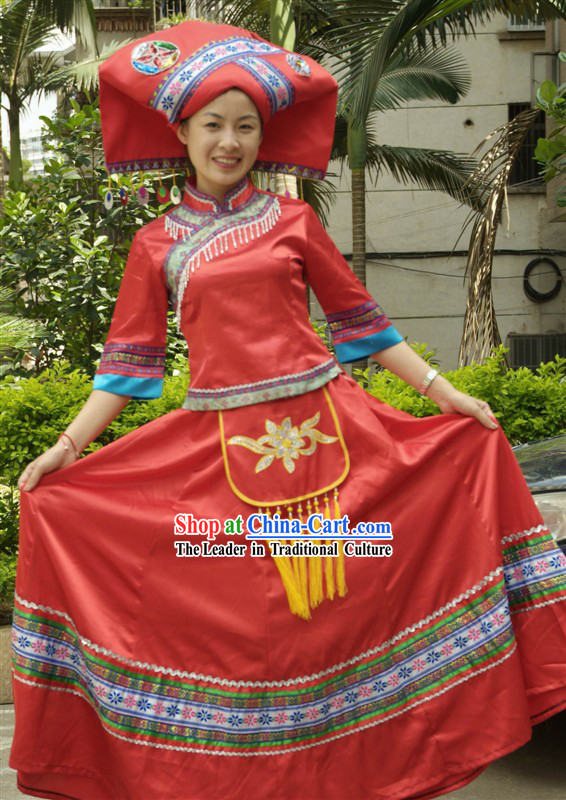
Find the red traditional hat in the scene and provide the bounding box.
[99,19,338,181]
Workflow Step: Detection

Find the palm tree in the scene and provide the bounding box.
[333,1,566,284]
[0,0,98,190]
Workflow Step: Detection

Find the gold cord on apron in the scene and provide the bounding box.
[218,385,350,620]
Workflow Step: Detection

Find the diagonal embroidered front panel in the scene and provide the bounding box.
[163,192,281,332]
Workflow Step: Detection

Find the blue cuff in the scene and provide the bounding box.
[334,326,404,363]
[93,373,163,399]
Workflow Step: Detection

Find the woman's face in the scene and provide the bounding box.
[177,89,263,202]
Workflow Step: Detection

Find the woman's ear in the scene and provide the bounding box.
[177,120,189,146]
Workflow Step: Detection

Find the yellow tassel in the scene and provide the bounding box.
[290,503,306,611]
[304,502,322,608]
[269,505,310,619]
[288,504,300,588]
[334,489,347,597]
[272,554,310,619]
[246,489,347,620]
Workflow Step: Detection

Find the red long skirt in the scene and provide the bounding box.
[9,373,566,800]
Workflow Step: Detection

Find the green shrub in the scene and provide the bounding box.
[0,95,186,379]
[356,344,566,445]
[0,359,189,560]
[0,551,17,623]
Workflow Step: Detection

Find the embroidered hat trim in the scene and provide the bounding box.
[150,36,292,123]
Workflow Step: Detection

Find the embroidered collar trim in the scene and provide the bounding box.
[181,174,255,214]
[164,188,282,331]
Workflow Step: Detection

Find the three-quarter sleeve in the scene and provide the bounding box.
[93,230,168,399]
[302,202,403,362]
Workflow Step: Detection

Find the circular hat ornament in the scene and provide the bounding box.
[170,184,182,205]
[286,53,311,77]
[131,40,180,75]
[136,186,149,206]
[103,189,114,210]
[119,187,129,206]
[157,184,170,203]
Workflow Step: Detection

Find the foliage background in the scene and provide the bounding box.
[0,96,186,377]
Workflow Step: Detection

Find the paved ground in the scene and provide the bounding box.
[1,704,565,799]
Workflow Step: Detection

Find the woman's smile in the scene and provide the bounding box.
[212,156,242,169]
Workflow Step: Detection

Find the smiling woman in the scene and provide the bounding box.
[9,17,566,800]
[176,88,264,203]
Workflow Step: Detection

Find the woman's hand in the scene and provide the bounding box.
[17,390,131,493]
[371,342,499,431]
[18,441,77,493]
[426,375,499,430]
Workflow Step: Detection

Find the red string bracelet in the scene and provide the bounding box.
[58,432,80,460]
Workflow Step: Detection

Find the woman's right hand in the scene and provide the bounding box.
[18,441,77,493]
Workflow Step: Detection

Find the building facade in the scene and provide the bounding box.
[322,13,565,369]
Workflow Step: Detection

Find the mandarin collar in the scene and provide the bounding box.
[182,174,255,214]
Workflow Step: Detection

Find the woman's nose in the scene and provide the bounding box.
[218,128,240,149]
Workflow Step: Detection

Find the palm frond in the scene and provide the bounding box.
[457,107,540,366]
[9,0,98,55]
[416,1,566,47]
[0,1,57,93]
[371,44,471,110]
[368,143,485,208]
[299,175,338,227]
[325,0,566,125]
[43,38,135,92]
[18,50,62,102]
[330,107,485,208]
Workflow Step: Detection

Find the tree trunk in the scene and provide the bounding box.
[348,122,368,372]
[8,98,23,191]
[0,92,5,200]
[270,0,297,200]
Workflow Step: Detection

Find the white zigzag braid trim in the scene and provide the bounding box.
[14,646,517,757]
[500,524,548,545]
[511,594,566,616]
[174,198,281,332]
[15,568,501,689]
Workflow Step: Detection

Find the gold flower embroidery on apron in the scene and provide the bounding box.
[226,411,338,474]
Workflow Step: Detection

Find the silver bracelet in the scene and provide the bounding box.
[418,369,439,395]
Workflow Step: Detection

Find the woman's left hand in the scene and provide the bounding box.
[426,376,499,430]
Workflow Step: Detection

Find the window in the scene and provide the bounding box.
[508,333,566,370]
[508,103,546,187]
[507,14,545,31]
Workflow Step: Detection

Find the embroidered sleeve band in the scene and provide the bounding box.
[326,301,404,363]
[93,343,166,399]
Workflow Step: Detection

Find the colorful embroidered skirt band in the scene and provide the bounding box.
[10,373,566,800]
